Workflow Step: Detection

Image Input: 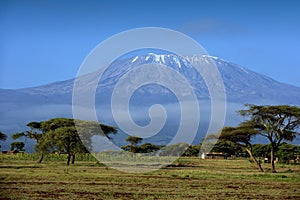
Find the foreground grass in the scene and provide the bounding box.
[0,155,299,199]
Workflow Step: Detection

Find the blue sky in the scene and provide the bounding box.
[1,0,300,89]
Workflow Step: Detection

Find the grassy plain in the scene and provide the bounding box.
[0,154,299,199]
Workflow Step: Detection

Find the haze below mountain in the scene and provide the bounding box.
[1,54,299,150]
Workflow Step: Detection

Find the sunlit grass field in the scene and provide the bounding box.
[0,154,299,199]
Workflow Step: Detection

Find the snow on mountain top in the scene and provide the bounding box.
[126,53,255,75]
[141,53,223,63]
[202,55,219,60]
[131,56,138,63]
[13,52,300,105]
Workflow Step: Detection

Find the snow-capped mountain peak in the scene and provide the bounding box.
[1,53,300,150]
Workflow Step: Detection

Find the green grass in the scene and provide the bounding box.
[0,153,98,162]
[0,154,299,199]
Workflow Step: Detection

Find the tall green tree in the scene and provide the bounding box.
[14,118,117,164]
[239,105,300,172]
[39,126,86,165]
[37,118,117,165]
[208,123,263,172]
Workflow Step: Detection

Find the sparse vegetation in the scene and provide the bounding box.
[0,155,299,199]
[1,105,299,199]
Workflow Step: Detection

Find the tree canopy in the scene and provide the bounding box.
[13,118,117,165]
[126,136,142,146]
[12,122,43,142]
[122,136,143,153]
[38,126,86,165]
[0,131,7,141]
[207,122,263,172]
[10,142,25,151]
[239,104,300,172]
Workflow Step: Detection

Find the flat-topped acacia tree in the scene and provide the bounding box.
[38,118,117,165]
[239,104,300,173]
[13,118,117,165]
[125,136,143,153]
[207,122,263,172]
[12,122,44,162]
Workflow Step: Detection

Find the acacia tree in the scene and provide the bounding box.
[239,105,300,173]
[37,118,117,165]
[14,118,117,164]
[124,136,143,153]
[40,126,86,165]
[208,123,263,172]
[12,122,45,162]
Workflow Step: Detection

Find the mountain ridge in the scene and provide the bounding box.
[1,54,300,150]
[2,54,299,104]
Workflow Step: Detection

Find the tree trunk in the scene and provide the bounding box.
[71,154,75,165]
[130,145,134,153]
[38,154,44,163]
[246,148,263,172]
[270,146,276,173]
[67,154,71,166]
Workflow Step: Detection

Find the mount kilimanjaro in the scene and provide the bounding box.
[1,54,300,150]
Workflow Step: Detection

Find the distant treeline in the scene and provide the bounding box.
[0,104,299,173]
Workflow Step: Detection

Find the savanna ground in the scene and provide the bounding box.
[0,154,299,200]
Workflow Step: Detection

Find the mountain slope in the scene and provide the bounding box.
[3,54,299,105]
[1,54,299,150]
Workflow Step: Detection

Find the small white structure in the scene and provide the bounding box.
[201,152,206,159]
[200,152,228,159]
